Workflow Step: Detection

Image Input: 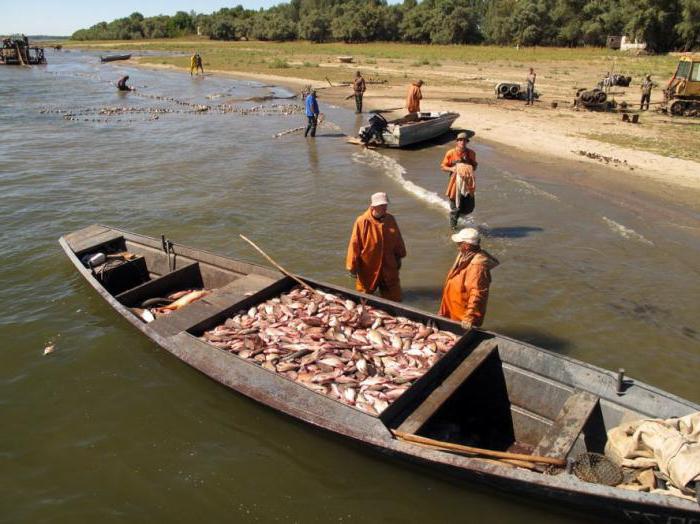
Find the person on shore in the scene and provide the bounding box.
[439,228,499,331]
[304,89,320,138]
[116,75,134,92]
[526,68,536,105]
[353,70,366,114]
[440,131,478,230]
[640,74,655,111]
[346,192,407,302]
[406,80,423,114]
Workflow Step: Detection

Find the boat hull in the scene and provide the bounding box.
[359,111,460,148]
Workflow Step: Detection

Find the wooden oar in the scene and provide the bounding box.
[392,430,566,467]
[239,234,321,298]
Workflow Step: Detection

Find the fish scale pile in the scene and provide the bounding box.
[200,286,459,416]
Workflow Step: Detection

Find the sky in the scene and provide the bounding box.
[1,1,290,36]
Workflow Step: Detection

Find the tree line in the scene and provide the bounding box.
[71,0,700,52]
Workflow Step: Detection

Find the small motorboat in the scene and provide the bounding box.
[357,111,460,148]
[100,54,132,63]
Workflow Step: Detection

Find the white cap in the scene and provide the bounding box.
[451,227,480,244]
[370,192,389,207]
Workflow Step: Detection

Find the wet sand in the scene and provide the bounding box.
[133,58,700,207]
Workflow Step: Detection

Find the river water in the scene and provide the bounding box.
[1,51,698,523]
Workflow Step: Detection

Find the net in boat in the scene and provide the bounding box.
[572,452,623,486]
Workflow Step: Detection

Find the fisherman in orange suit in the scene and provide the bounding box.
[439,228,499,330]
[346,192,407,302]
[406,80,423,114]
[441,131,478,230]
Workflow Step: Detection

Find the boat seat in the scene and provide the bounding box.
[64,225,124,256]
[396,339,499,435]
[533,389,599,461]
[146,273,278,338]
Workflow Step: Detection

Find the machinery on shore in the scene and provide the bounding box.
[0,35,46,65]
[665,55,700,117]
[495,82,539,101]
[574,87,615,110]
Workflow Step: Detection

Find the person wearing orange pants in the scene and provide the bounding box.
[439,228,499,330]
[346,192,407,302]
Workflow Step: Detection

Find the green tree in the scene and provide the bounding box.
[299,9,332,42]
[676,0,700,50]
[622,0,681,51]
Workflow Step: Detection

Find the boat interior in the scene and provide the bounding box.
[64,225,678,468]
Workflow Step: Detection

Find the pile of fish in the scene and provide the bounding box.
[200,286,459,415]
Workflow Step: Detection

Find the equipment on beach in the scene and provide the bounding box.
[495,82,539,101]
[664,55,700,117]
[60,224,700,524]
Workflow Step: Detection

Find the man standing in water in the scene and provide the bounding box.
[526,67,536,105]
[353,71,366,113]
[439,228,499,331]
[346,192,407,302]
[116,75,134,91]
[191,52,204,76]
[441,131,478,230]
[304,89,320,138]
[406,79,423,114]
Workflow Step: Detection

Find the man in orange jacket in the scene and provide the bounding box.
[439,227,499,330]
[406,80,423,114]
[346,192,407,302]
[441,131,478,230]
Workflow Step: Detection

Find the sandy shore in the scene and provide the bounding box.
[132,59,700,205]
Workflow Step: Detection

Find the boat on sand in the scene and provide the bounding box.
[60,224,699,523]
[356,111,459,148]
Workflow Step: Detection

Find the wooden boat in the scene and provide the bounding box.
[59,225,700,523]
[356,111,460,148]
[100,54,132,63]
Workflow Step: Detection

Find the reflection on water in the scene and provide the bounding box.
[0,50,698,524]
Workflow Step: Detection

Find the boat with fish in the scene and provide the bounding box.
[355,111,459,148]
[100,54,132,63]
[59,225,700,523]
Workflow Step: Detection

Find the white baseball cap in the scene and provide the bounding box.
[370,192,389,207]
[451,227,480,244]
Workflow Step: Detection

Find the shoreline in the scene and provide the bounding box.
[130,59,700,211]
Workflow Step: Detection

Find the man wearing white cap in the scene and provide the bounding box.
[346,192,407,302]
[439,228,499,330]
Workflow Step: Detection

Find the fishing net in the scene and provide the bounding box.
[572,452,623,486]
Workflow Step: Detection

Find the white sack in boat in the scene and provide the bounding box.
[605,412,700,491]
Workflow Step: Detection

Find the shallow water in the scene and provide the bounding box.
[1,51,698,523]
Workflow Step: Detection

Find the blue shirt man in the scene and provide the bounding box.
[304,90,320,137]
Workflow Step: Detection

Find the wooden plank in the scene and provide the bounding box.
[533,389,599,460]
[396,340,498,434]
[64,225,124,255]
[147,274,277,337]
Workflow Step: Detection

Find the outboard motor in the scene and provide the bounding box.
[359,113,388,145]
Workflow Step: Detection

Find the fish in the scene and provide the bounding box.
[199,285,459,416]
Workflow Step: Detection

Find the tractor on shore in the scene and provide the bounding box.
[665,55,700,117]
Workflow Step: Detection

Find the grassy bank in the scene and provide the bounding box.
[63,38,680,86]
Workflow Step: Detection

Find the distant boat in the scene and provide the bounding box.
[356,111,460,148]
[100,54,131,63]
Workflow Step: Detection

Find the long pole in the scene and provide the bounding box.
[239,234,321,297]
[392,430,566,467]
